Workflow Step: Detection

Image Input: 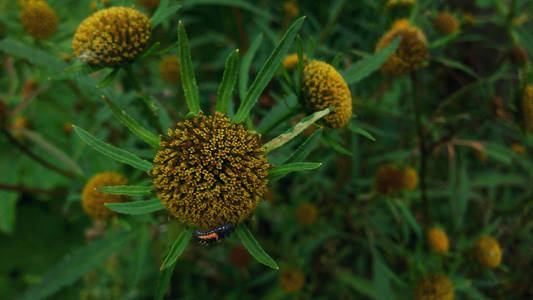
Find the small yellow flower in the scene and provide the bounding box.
[427,228,449,253]
[282,53,307,70]
[433,13,460,36]
[474,236,502,268]
[375,164,417,194]
[391,19,410,30]
[523,85,533,134]
[376,22,427,76]
[509,46,528,66]
[283,1,299,21]
[82,171,129,220]
[63,122,74,134]
[401,166,418,191]
[295,203,318,226]
[73,7,151,67]
[386,0,415,8]
[158,55,180,84]
[20,0,58,39]
[301,60,353,128]
[279,268,305,293]
[510,143,525,156]
[414,274,454,300]
[151,113,270,229]
[137,0,161,10]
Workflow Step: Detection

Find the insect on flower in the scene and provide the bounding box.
[194,223,235,245]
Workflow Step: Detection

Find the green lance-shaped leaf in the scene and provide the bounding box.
[395,201,422,238]
[178,21,202,116]
[151,0,182,28]
[216,49,240,114]
[432,56,478,78]
[263,107,332,154]
[337,271,376,298]
[74,126,153,172]
[269,162,322,182]
[105,199,164,215]
[20,231,135,300]
[103,96,161,148]
[429,31,460,49]
[160,227,194,270]
[284,128,323,164]
[154,261,176,300]
[233,17,305,124]
[342,37,400,85]
[322,133,353,156]
[239,34,263,99]
[96,68,120,88]
[348,123,376,141]
[182,0,272,20]
[235,224,278,269]
[97,185,153,196]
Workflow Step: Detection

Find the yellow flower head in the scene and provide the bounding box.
[374,164,403,195]
[301,60,353,128]
[283,53,307,70]
[20,0,58,39]
[283,1,299,21]
[427,228,449,253]
[279,268,305,293]
[159,55,180,84]
[433,13,460,36]
[82,171,129,220]
[414,274,454,300]
[73,7,151,67]
[474,236,502,268]
[510,143,525,155]
[376,23,427,76]
[386,0,415,8]
[137,0,160,10]
[523,85,533,134]
[295,202,318,226]
[401,166,418,190]
[509,46,528,66]
[151,112,270,229]
[392,19,410,30]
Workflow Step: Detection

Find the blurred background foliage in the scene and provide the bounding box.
[1,0,533,299]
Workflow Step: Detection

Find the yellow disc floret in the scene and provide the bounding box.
[20,0,58,39]
[279,268,305,293]
[376,22,427,77]
[82,171,129,220]
[151,112,270,229]
[295,203,318,226]
[523,85,533,134]
[433,13,460,36]
[283,53,307,70]
[159,55,180,84]
[474,236,502,268]
[72,7,151,67]
[414,274,454,300]
[301,60,352,128]
[427,228,449,253]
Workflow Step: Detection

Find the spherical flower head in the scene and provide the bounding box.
[20,0,58,39]
[427,228,449,253]
[392,19,410,30]
[159,55,180,84]
[510,143,525,156]
[283,1,299,21]
[82,171,129,220]
[414,274,454,300]
[283,53,307,70]
[401,166,418,190]
[72,7,151,67]
[474,236,502,268]
[433,13,460,36]
[374,164,404,195]
[509,46,528,66]
[137,0,161,10]
[279,268,305,293]
[376,24,427,77]
[151,112,270,229]
[295,202,318,226]
[523,85,533,134]
[301,60,353,128]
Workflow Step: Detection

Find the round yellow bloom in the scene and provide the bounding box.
[295,203,318,226]
[73,7,151,67]
[427,228,449,253]
[279,268,305,293]
[386,0,414,7]
[82,171,129,220]
[523,85,533,134]
[433,13,460,36]
[376,23,427,76]
[474,236,502,268]
[283,1,299,21]
[392,19,410,30]
[509,46,528,66]
[137,0,160,10]
[301,60,352,128]
[159,55,180,84]
[283,53,307,70]
[374,164,403,195]
[510,143,525,155]
[20,0,58,39]
[151,112,270,229]
[414,274,454,300]
[401,166,418,190]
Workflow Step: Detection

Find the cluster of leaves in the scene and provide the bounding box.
[1,0,533,299]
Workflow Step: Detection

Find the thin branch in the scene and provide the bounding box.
[0,183,67,196]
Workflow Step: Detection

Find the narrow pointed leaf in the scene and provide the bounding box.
[342,37,400,84]
[235,224,278,269]
[103,96,160,148]
[233,17,305,123]
[178,21,201,116]
[396,202,422,237]
[155,261,176,300]
[322,133,353,156]
[96,68,120,88]
[160,228,193,270]
[348,123,376,141]
[105,199,163,215]
[239,34,263,99]
[269,162,322,182]
[97,185,153,196]
[216,49,240,114]
[151,0,182,28]
[338,271,376,298]
[182,0,272,20]
[284,128,323,164]
[263,107,332,153]
[74,126,153,172]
